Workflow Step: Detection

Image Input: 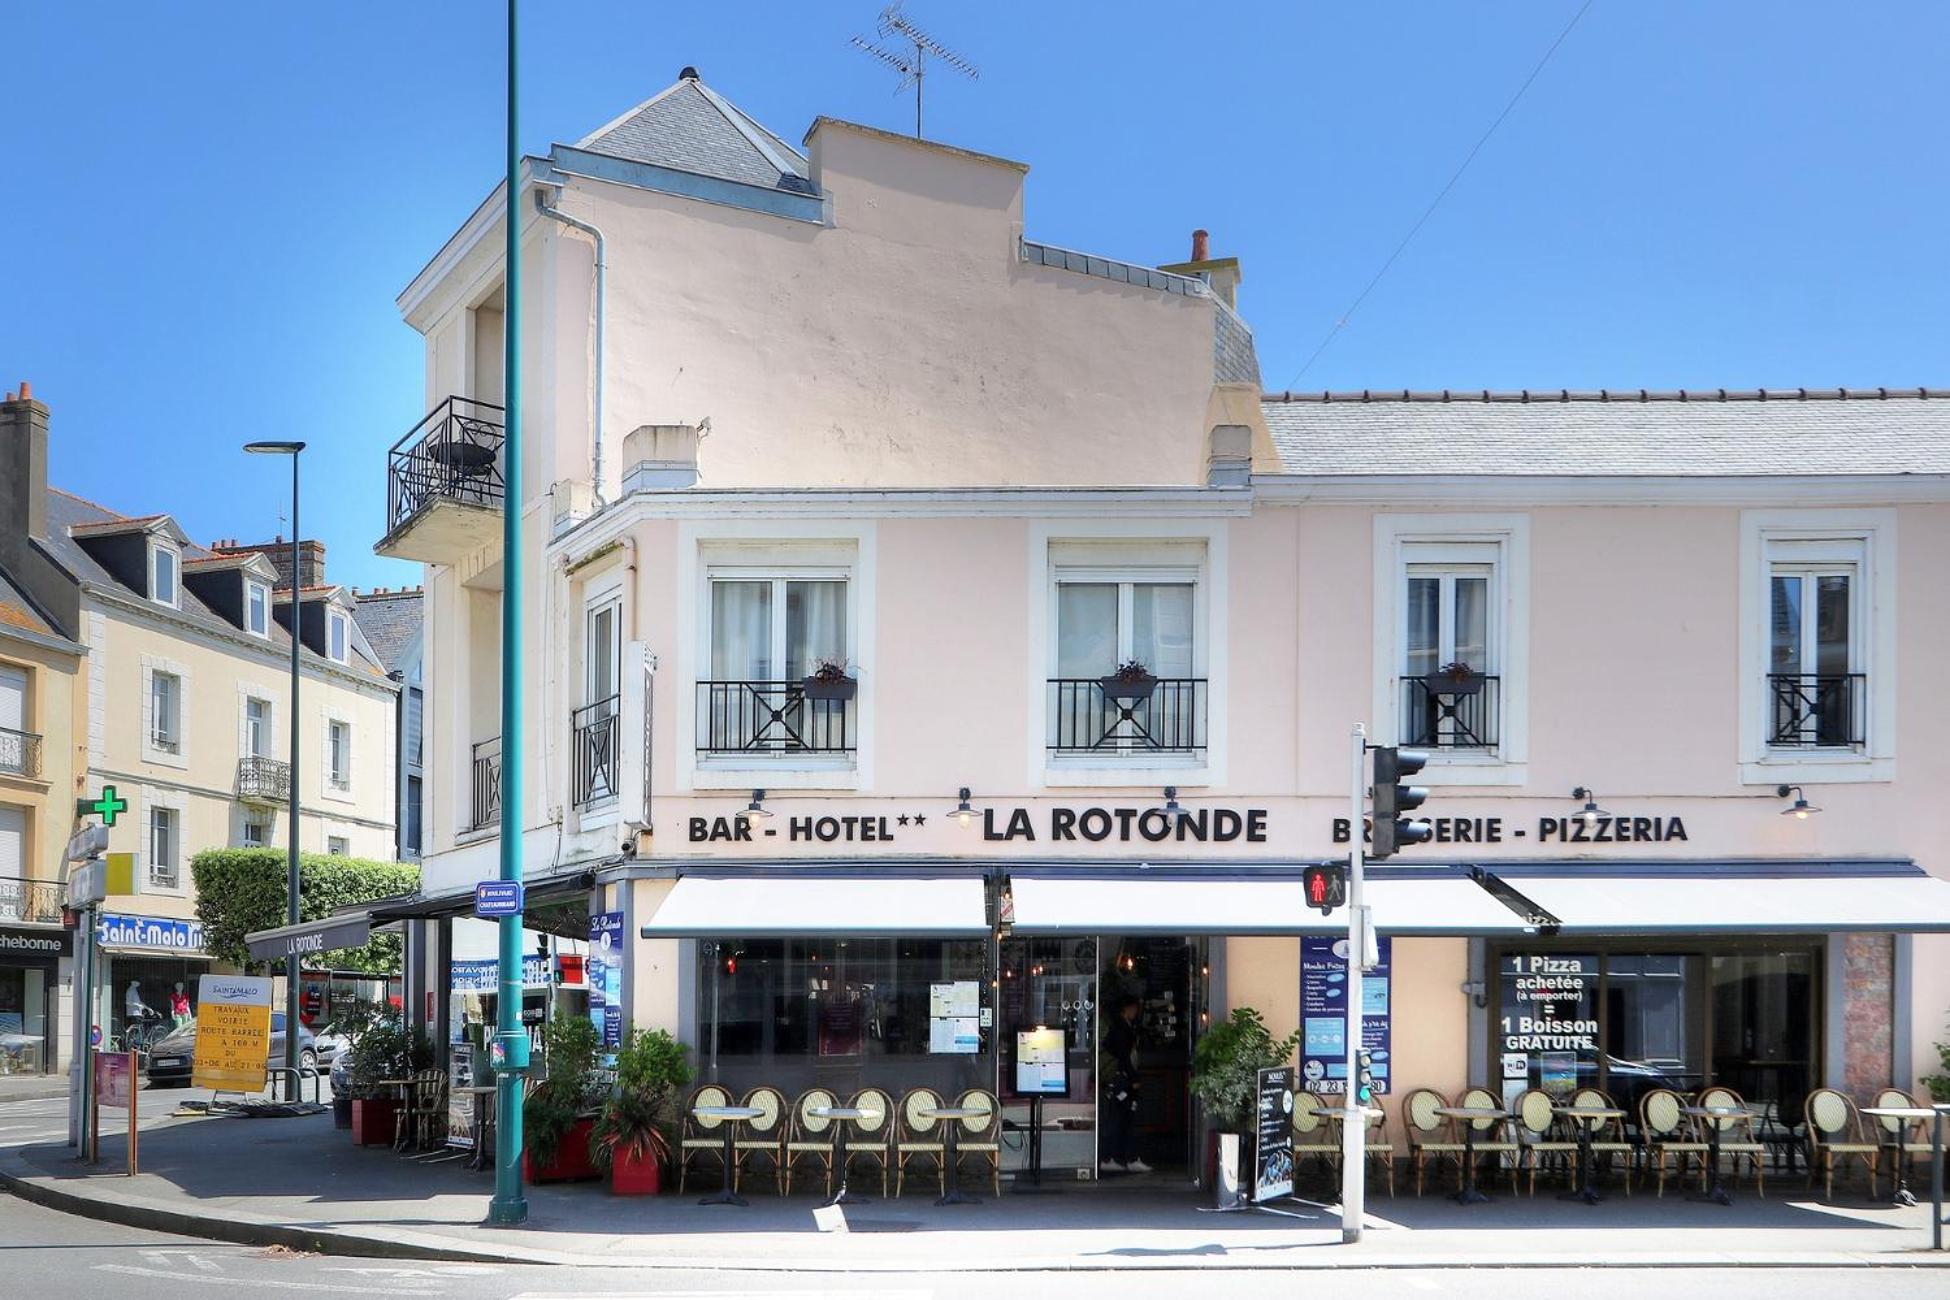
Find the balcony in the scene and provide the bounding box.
[0,875,61,924]
[572,696,620,809]
[0,727,42,779]
[471,737,501,831]
[235,755,290,804]
[374,396,506,565]
[1047,678,1206,756]
[1401,674,1502,751]
[695,681,856,759]
[1768,673,1866,748]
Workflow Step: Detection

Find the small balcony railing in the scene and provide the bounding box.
[0,876,60,924]
[0,726,42,779]
[471,737,501,831]
[572,696,620,808]
[235,755,291,804]
[1401,674,1502,751]
[1047,678,1206,755]
[1767,673,1866,748]
[695,681,855,758]
[384,396,506,535]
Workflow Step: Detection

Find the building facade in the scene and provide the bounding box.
[379,71,1950,1176]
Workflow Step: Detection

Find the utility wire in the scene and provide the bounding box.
[1288,0,1598,386]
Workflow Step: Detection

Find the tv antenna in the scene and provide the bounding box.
[849,3,979,140]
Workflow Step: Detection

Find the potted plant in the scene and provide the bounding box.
[322,1002,388,1130]
[800,658,858,702]
[590,1027,693,1195]
[1097,658,1158,702]
[344,1011,431,1147]
[1921,1016,1950,1102]
[523,1015,604,1184]
[1190,1006,1302,1205]
[1421,660,1485,697]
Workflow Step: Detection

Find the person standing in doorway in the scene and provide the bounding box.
[1101,996,1151,1174]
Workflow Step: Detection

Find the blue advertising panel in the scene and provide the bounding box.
[1299,934,1391,1095]
[588,911,624,1052]
[451,955,549,991]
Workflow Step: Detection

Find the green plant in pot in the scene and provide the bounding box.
[1098,658,1158,702]
[344,1010,432,1146]
[801,657,857,702]
[523,1015,604,1183]
[1191,1007,1301,1201]
[1922,1015,1950,1103]
[589,1027,693,1195]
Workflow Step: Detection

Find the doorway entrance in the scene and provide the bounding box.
[1101,936,1202,1173]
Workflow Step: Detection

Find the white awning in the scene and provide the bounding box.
[639,875,989,938]
[1005,873,1533,936]
[1510,869,1950,934]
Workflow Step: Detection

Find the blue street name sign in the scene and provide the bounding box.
[474,880,525,918]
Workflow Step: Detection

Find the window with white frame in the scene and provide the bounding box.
[327,719,351,790]
[699,575,852,758]
[326,835,349,856]
[570,597,624,806]
[1049,571,1201,756]
[150,671,182,754]
[327,609,349,664]
[241,814,271,848]
[149,542,179,608]
[1401,544,1500,751]
[148,806,179,888]
[244,697,271,758]
[246,580,270,637]
[1766,540,1865,749]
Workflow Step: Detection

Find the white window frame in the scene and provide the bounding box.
[326,835,350,857]
[327,719,352,792]
[245,580,270,638]
[1738,510,1896,783]
[148,540,179,609]
[1372,514,1530,785]
[327,609,350,664]
[574,590,625,813]
[140,657,190,770]
[676,522,874,793]
[240,813,272,848]
[1028,520,1227,789]
[243,694,273,760]
[142,790,185,895]
[320,711,354,803]
[695,567,854,780]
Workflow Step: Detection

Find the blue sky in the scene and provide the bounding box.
[5,2,1946,591]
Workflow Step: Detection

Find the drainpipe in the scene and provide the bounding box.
[536,189,607,505]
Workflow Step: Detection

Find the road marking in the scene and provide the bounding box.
[93,1263,444,1293]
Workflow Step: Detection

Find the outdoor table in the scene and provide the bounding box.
[1434,1105,1509,1205]
[692,1104,763,1206]
[1555,1106,1626,1205]
[460,1086,497,1172]
[1682,1105,1753,1206]
[921,1106,988,1206]
[1862,1105,1937,1209]
[808,1105,876,1206]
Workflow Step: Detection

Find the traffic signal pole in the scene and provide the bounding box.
[1341,722,1367,1244]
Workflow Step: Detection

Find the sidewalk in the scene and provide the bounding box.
[0,1074,70,1104]
[2,1106,1943,1272]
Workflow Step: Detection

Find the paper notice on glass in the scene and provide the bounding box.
[949,980,979,1017]
[929,1016,980,1054]
[929,983,954,1017]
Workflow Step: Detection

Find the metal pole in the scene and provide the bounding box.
[489,0,529,1226]
[285,453,302,1101]
[1341,722,1366,1244]
[1933,1106,1944,1252]
[72,905,92,1152]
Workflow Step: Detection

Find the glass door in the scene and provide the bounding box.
[997,937,1098,1178]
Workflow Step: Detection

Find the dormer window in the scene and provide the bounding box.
[328,609,349,664]
[149,542,179,608]
[246,580,271,638]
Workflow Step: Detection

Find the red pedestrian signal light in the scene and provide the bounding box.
[1303,864,1347,915]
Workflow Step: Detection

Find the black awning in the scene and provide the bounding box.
[245,911,376,962]
[370,870,596,923]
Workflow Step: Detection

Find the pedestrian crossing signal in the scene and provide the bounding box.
[1303,864,1346,915]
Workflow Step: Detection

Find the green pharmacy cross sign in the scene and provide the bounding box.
[78,786,128,827]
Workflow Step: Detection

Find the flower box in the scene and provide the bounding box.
[1097,673,1157,702]
[609,1144,664,1195]
[351,1097,398,1147]
[800,674,857,702]
[523,1116,601,1184]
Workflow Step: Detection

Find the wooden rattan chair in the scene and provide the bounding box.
[895,1087,947,1198]
[1356,1102,1397,1197]
[1291,1090,1341,1176]
[1697,1085,1767,1197]
[953,1088,1002,1196]
[1870,1088,1932,1194]
[1640,1088,1709,1197]
[733,1085,787,1195]
[1803,1087,1879,1200]
[1403,1087,1466,1196]
[1458,1087,1520,1196]
[676,1083,731,1194]
[844,1087,894,1196]
[782,1087,838,1198]
[1512,1088,1579,1196]
[407,1068,448,1153]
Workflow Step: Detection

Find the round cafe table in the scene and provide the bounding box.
[921,1106,989,1206]
[807,1105,876,1206]
[1682,1105,1753,1206]
[1434,1105,1509,1204]
[1862,1105,1938,1209]
[692,1104,763,1206]
[1554,1106,1625,1204]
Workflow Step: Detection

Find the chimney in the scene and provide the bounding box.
[1159,227,1242,310]
[1206,423,1252,488]
[621,423,700,491]
[213,537,328,590]
[0,384,81,637]
[1190,229,1209,262]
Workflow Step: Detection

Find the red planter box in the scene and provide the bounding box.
[524,1116,600,1184]
[609,1144,663,1196]
[352,1098,398,1147]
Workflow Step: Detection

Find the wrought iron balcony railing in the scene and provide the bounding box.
[695,681,855,757]
[1047,678,1206,755]
[0,726,42,779]
[572,696,620,808]
[1401,674,1503,751]
[1767,672,1867,748]
[0,875,61,924]
[384,396,506,535]
[235,755,291,804]
[471,737,501,831]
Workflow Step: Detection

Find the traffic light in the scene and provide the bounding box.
[1302,863,1346,914]
[1355,1049,1376,1106]
[1369,745,1431,860]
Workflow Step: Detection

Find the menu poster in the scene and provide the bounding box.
[1298,935,1392,1095]
[446,1042,477,1150]
[587,911,624,1054]
[1253,1065,1295,1203]
[928,980,981,1054]
[1015,1026,1069,1096]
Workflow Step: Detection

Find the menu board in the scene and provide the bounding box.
[587,911,624,1053]
[1253,1065,1295,1202]
[1299,936,1391,1095]
[446,1042,477,1150]
[1015,1026,1068,1096]
[928,980,980,1055]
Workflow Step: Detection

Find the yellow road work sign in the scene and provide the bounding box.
[191,973,273,1092]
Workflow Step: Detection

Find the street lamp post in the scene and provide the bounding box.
[243,440,306,1103]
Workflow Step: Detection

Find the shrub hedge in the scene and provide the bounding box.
[190,847,419,974]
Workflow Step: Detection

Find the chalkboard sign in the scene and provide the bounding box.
[1253,1065,1295,1202]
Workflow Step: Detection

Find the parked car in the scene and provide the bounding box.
[311,1028,350,1067]
[143,1012,319,1087]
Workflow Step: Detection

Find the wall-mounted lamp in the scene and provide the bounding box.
[948,786,980,829]
[1776,784,1821,819]
[738,789,771,828]
[1571,786,1609,825]
[1151,786,1191,823]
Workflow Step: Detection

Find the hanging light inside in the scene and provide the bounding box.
[1571,786,1609,825]
[738,788,771,828]
[948,786,980,829]
[1776,784,1821,819]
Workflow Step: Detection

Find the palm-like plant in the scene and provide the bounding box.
[589,1027,693,1173]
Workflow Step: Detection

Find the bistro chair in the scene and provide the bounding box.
[1570,1087,1635,1195]
[408,1068,449,1154]
[1290,1090,1341,1177]
[954,1088,1003,1197]
[733,1085,788,1195]
[1458,1087,1521,1195]
[843,1087,894,1197]
[895,1087,947,1198]
[1871,1088,1932,1193]
[1403,1087,1466,1196]
[1640,1088,1709,1197]
[1697,1085,1767,1197]
[1512,1089,1579,1196]
[1356,1102,1397,1197]
[783,1087,838,1198]
[676,1083,732,1194]
[1803,1087,1880,1200]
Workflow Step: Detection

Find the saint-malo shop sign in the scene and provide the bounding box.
[690,805,1272,844]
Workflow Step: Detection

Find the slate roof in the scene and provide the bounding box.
[1260,388,1950,477]
[575,72,815,195]
[351,588,422,675]
[0,571,55,639]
